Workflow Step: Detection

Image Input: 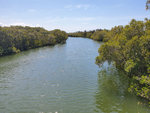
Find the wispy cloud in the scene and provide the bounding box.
[46,17,95,23]
[76,4,91,10]
[65,4,91,10]
[0,21,32,27]
[10,22,31,26]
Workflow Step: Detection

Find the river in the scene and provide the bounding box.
[0,37,149,113]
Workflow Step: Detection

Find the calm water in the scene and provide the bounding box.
[0,37,149,113]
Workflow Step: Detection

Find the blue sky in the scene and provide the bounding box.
[0,0,149,32]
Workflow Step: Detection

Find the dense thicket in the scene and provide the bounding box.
[0,26,68,56]
[96,19,150,102]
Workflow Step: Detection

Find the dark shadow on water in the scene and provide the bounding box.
[0,43,66,62]
[94,65,150,113]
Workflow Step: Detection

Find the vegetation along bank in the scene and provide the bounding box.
[69,19,150,105]
[0,26,68,56]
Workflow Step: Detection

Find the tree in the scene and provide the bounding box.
[96,19,150,103]
[0,26,68,56]
[146,0,150,10]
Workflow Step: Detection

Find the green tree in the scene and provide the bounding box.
[96,19,150,103]
[0,26,68,56]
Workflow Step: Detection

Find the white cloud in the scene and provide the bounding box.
[35,24,41,27]
[0,14,148,32]
[0,21,33,27]
[75,4,90,10]
[0,22,3,26]
[65,4,91,10]
[10,22,31,26]
[45,17,95,23]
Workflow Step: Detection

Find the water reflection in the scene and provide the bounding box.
[95,66,150,113]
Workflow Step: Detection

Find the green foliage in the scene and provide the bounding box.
[11,47,20,53]
[124,59,136,73]
[96,19,150,102]
[123,19,144,40]
[91,30,109,41]
[68,29,111,42]
[0,46,4,55]
[110,25,123,37]
[128,75,150,100]
[0,26,68,56]
[50,29,68,43]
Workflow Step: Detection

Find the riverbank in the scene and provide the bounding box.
[0,26,68,56]
[96,19,150,105]
[68,29,109,42]
[69,19,150,106]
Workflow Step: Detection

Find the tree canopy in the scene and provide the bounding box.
[96,19,150,102]
[0,26,68,56]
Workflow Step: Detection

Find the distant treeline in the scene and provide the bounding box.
[0,26,68,56]
[68,29,110,42]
